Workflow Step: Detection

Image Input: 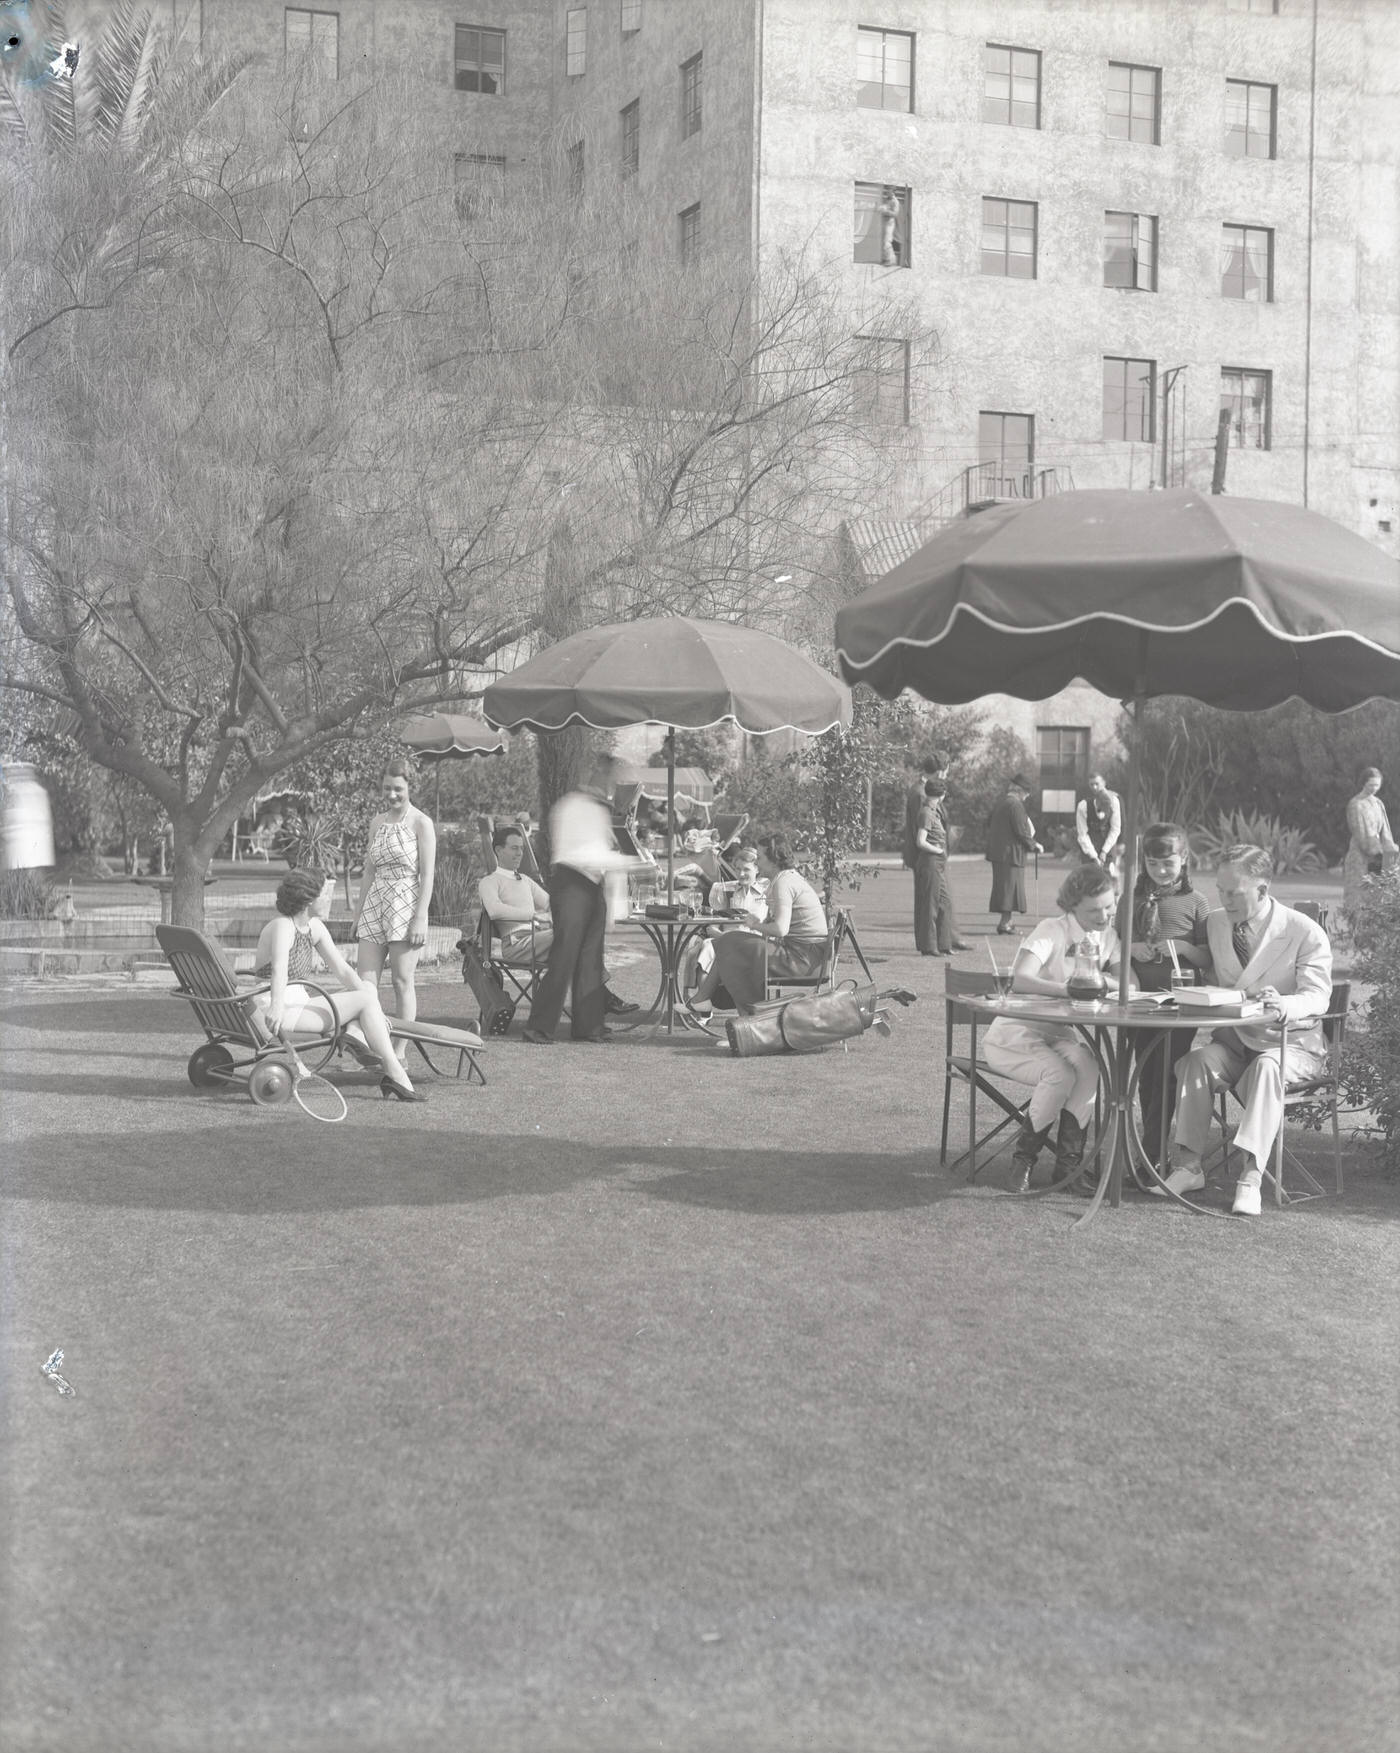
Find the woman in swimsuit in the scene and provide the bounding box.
[252,868,425,1101]
[354,761,437,1041]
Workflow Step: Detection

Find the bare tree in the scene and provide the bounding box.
[3,30,939,919]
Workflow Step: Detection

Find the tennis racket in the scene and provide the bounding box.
[275,1034,349,1124]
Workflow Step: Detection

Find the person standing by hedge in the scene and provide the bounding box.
[985,776,1041,935]
[1343,766,1397,928]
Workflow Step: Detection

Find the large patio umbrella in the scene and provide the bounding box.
[482,615,851,893]
[834,489,1400,1003]
[399,713,509,817]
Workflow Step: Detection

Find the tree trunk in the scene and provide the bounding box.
[532,517,594,868]
[169,817,213,927]
[535,728,593,868]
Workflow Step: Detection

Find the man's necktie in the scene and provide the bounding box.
[1232,920,1254,969]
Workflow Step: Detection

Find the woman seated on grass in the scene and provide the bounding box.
[251,867,425,1103]
[689,833,827,1015]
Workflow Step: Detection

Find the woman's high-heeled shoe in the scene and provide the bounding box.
[380,1077,428,1103]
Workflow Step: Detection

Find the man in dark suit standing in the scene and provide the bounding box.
[985,776,1041,934]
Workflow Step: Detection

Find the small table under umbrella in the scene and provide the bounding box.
[835,488,1400,1219]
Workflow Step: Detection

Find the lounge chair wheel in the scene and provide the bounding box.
[249,1059,295,1106]
[188,1043,235,1089]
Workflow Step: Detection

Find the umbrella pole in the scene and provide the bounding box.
[1117,686,1146,1008]
[434,762,442,822]
[665,728,676,902]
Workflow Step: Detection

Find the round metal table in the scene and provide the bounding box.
[962,993,1263,1226]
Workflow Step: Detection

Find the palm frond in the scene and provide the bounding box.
[91,0,165,151]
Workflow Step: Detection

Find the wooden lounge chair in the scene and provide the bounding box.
[156,925,486,1090]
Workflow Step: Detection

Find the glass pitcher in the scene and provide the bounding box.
[1066,935,1108,1010]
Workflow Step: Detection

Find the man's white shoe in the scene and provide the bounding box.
[1150,1164,1207,1198]
[1232,1179,1263,1217]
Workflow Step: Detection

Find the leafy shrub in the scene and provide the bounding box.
[1189,810,1325,875]
[0,870,54,918]
[428,840,482,927]
[1338,872,1400,1180]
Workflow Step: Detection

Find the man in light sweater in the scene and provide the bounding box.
[1158,844,1331,1216]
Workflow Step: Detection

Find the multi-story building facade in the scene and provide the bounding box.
[183,0,1399,799]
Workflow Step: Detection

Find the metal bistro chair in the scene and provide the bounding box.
[939,967,1031,1178]
[1215,980,1352,1204]
[762,907,872,1001]
[477,909,545,1012]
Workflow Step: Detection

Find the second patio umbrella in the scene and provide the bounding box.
[399,713,509,818]
[481,615,851,893]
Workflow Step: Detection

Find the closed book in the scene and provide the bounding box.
[1175,985,1263,1018]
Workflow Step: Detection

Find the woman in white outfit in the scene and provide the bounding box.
[982,862,1120,1194]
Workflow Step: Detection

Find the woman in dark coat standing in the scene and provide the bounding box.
[985,776,1041,934]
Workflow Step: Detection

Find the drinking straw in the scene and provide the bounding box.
[1165,937,1182,978]
[985,940,1002,980]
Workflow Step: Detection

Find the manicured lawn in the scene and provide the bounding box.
[1,863,1393,1753]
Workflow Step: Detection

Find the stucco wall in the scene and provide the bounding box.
[757,0,1399,552]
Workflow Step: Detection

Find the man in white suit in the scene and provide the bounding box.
[1158,844,1332,1216]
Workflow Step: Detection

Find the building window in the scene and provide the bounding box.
[1225,78,1276,157]
[620,0,641,32]
[1106,61,1160,144]
[453,152,505,220]
[1103,210,1157,290]
[679,202,701,264]
[856,26,913,112]
[853,337,911,427]
[982,44,1040,128]
[981,198,1037,279]
[567,141,584,195]
[565,8,586,76]
[978,411,1034,494]
[1221,224,1273,300]
[620,98,640,175]
[455,25,505,94]
[854,182,910,268]
[285,8,338,77]
[681,52,702,137]
[1221,368,1271,449]
[1037,727,1090,813]
[1103,357,1155,442]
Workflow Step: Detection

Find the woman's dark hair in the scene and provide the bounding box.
[1359,765,1382,786]
[758,832,799,870]
[275,868,332,916]
[1056,862,1114,912]
[381,759,413,784]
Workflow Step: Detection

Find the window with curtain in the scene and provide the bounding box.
[1103,211,1157,290]
[981,198,1037,278]
[854,182,910,267]
[455,25,505,93]
[1221,368,1271,448]
[620,0,641,32]
[1221,224,1273,300]
[1103,357,1156,441]
[1037,728,1090,811]
[620,98,640,174]
[681,53,702,137]
[679,203,701,264]
[285,8,338,77]
[1225,79,1276,157]
[1106,61,1160,143]
[856,27,913,112]
[453,153,505,220]
[853,338,911,426]
[982,44,1040,128]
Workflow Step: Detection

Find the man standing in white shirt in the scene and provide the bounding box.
[523,755,636,1044]
[1075,773,1123,879]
